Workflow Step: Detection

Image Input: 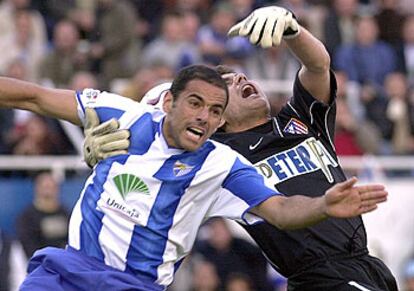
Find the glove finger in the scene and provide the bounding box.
[100,140,130,152]
[239,12,259,36]
[261,14,277,48]
[228,22,244,37]
[284,13,299,36]
[84,108,100,130]
[95,130,130,149]
[272,16,285,46]
[249,15,267,45]
[284,12,293,29]
[91,118,120,136]
[102,149,128,159]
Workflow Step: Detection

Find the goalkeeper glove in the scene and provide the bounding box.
[228,6,300,48]
[83,108,130,168]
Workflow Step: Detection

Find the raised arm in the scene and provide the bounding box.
[0,77,81,125]
[250,177,388,230]
[228,6,331,103]
[285,28,331,103]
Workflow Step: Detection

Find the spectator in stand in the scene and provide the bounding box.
[228,0,255,21]
[383,72,414,154]
[191,260,221,291]
[278,0,327,40]
[193,218,272,291]
[179,11,202,69]
[0,0,47,60]
[128,0,165,44]
[30,0,75,41]
[142,11,200,71]
[225,273,253,291]
[334,70,382,154]
[395,15,414,86]
[322,0,359,56]
[16,172,70,259]
[334,15,398,90]
[121,67,163,102]
[197,3,252,66]
[375,0,406,48]
[0,8,46,81]
[89,0,140,88]
[38,19,89,88]
[0,59,29,154]
[359,82,395,150]
[244,43,300,82]
[173,0,212,23]
[334,96,381,156]
[69,71,98,92]
[9,115,71,155]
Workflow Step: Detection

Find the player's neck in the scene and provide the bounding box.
[224,116,270,133]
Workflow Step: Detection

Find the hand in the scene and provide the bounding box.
[228,6,300,48]
[83,108,130,168]
[324,177,388,218]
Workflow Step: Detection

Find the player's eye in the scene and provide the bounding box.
[211,107,223,117]
[188,99,201,108]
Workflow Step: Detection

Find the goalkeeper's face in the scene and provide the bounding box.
[221,72,270,125]
[162,79,226,151]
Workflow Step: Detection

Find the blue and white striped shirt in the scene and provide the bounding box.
[69,89,279,287]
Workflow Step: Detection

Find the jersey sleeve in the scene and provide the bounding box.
[75,88,145,126]
[208,156,281,225]
[280,70,338,144]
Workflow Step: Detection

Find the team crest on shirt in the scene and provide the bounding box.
[283,118,308,135]
[113,173,150,200]
[173,161,194,177]
[83,89,100,105]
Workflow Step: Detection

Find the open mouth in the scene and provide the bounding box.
[241,84,258,98]
[187,127,205,140]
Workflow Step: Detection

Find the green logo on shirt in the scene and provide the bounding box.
[113,174,150,199]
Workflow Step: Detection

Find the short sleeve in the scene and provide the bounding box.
[208,156,280,225]
[75,88,145,126]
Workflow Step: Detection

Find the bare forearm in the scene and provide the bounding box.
[285,27,330,73]
[0,77,81,125]
[0,77,40,108]
[253,195,328,230]
[285,27,331,103]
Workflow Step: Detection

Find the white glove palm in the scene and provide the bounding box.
[228,6,300,48]
[83,108,130,168]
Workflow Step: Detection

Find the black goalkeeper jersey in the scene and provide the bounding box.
[212,73,368,278]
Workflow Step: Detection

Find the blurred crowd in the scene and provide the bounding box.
[0,0,414,158]
[1,0,414,288]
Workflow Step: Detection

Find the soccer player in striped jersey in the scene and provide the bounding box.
[0,64,387,290]
[88,6,398,291]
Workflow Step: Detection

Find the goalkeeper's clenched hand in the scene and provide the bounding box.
[228,6,300,48]
[83,108,130,168]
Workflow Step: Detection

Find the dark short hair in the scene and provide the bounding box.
[214,65,236,76]
[170,65,229,108]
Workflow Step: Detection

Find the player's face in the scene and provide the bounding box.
[221,72,270,123]
[162,79,227,151]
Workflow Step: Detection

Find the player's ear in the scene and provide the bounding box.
[162,91,173,113]
[218,117,225,128]
[212,118,226,134]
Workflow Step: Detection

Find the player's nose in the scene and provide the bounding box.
[234,73,247,85]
